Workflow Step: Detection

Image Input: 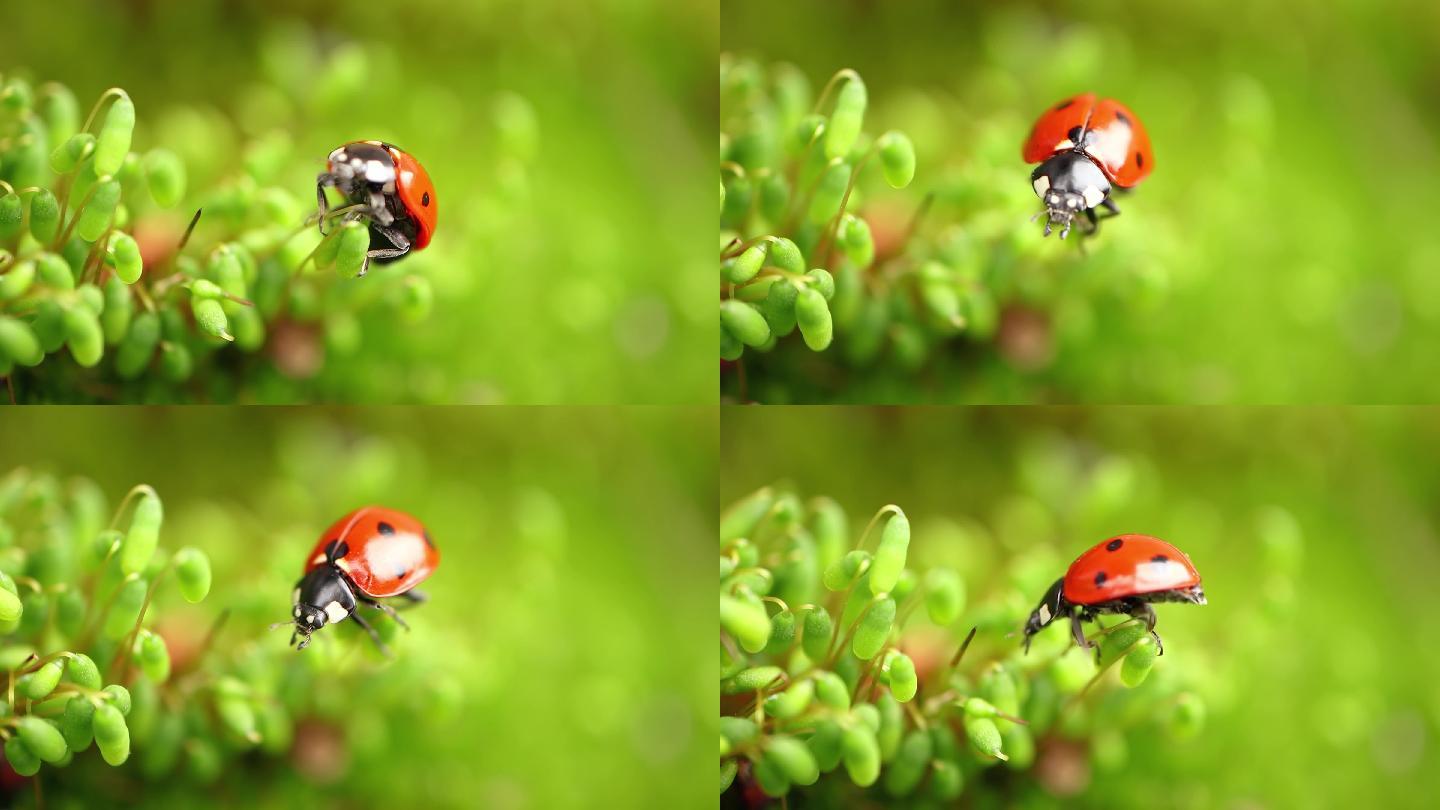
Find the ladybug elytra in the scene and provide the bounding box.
[316,140,437,274]
[1022,534,1205,656]
[280,506,440,654]
[1023,94,1154,239]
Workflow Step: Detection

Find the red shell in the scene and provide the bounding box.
[303,506,439,598]
[1023,94,1154,188]
[1062,534,1199,605]
[387,145,437,251]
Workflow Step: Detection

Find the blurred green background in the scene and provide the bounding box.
[723,406,1440,807]
[4,0,714,403]
[723,0,1440,403]
[0,406,713,807]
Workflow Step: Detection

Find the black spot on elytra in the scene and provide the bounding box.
[1067,126,1084,143]
[377,522,395,535]
[1106,538,1124,551]
[1136,152,1145,168]
[1151,554,1169,563]
[1094,571,1108,587]
[421,192,430,207]
[1055,99,1073,111]
[1115,110,1131,125]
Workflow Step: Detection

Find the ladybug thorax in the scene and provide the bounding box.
[1032,151,1111,212]
[293,565,356,630]
[328,141,398,191]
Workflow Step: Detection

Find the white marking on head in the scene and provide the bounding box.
[323,601,349,625]
[335,557,351,573]
[311,552,327,566]
[1082,186,1104,208]
[363,159,393,183]
[292,588,300,604]
[1056,139,1075,150]
[293,606,302,618]
[1032,175,1050,198]
[1038,603,1052,624]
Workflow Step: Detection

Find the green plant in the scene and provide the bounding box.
[0,73,435,402]
[720,63,919,365]
[719,485,1206,804]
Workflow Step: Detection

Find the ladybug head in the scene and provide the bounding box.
[1030,152,1110,239]
[281,566,356,650]
[1022,577,1067,652]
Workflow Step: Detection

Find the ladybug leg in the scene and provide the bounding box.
[348,610,392,657]
[316,173,341,235]
[363,597,411,631]
[1129,601,1164,656]
[1069,611,1090,651]
[366,188,396,228]
[398,589,428,604]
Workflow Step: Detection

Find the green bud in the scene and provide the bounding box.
[726,242,767,284]
[720,323,742,360]
[840,722,880,786]
[965,716,1007,760]
[335,221,370,279]
[105,232,144,284]
[217,695,260,745]
[190,279,224,300]
[869,511,910,594]
[4,736,40,776]
[398,276,433,323]
[192,297,233,341]
[144,148,186,207]
[56,589,86,637]
[839,214,875,268]
[720,487,773,542]
[92,701,130,765]
[719,716,758,748]
[36,253,74,289]
[37,84,80,144]
[720,593,771,654]
[1170,693,1205,739]
[174,547,212,603]
[76,179,121,242]
[760,279,799,337]
[722,666,784,695]
[768,237,805,274]
[808,160,851,224]
[758,172,789,223]
[1002,723,1036,769]
[103,577,147,639]
[884,728,933,797]
[813,670,851,710]
[802,607,833,661]
[65,653,101,689]
[122,492,162,575]
[1098,622,1148,667]
[924,568,965,625]
[102,684,132,716]
[719,759,736,794]
[62,695,96,752]
[720,300,770,347]
[21,660,64,700]
[805,268,835,300]
[50,132,96,173]
[823,549,869,591]
[63,304,105,367]
[17,716,68,762]
[115,311,160,378]
[876,131,916,188]
[1120,635,1159,687]
[766,735,819,786]
[94,93,136,176]
[794,291,832,353]
[100,274,134,344]
[887,652,917,702]
[764,679,814,720]
[930,759,964,800]
[0,194,21,241]
[0,259,36,301]
[0,316,43,367]
[159,341,193,382]
[851,596,895,660]
[28,189,60,243]
[135,630,171,683]
[751,751,790,797]
[824,76,867,160]
[0,588,21,628]
[763,610,795,655]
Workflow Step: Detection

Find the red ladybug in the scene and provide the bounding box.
[281,506,439,653]
[1022,94,1154,239]
[315,140,437,273]
[1022,534,1204,655]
